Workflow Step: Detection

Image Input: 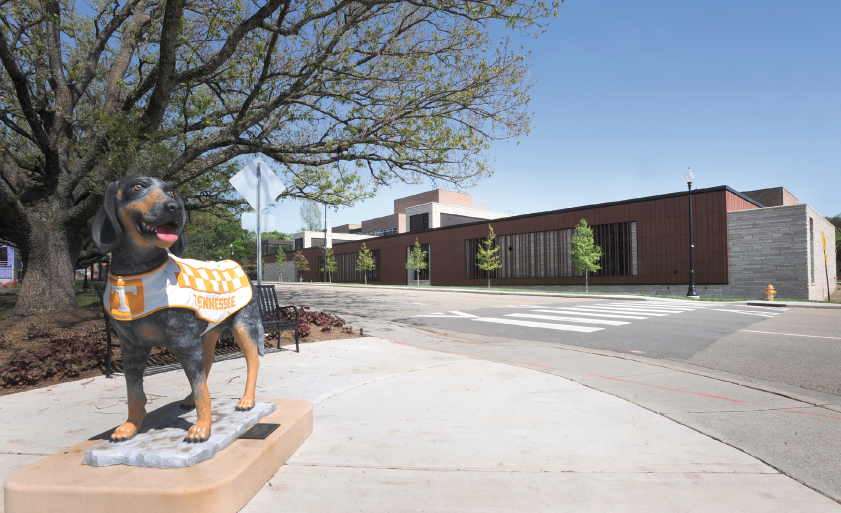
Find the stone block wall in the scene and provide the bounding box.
[726,204,837,300]
[807,205,837,300]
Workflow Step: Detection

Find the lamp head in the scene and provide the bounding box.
[685,168,694,185]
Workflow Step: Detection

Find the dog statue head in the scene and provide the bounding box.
[92,175,187,257]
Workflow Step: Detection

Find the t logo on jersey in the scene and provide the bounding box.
[108,276,145,318]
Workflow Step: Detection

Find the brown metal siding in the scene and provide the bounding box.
[299,189,733,285]
[726,191,762,212]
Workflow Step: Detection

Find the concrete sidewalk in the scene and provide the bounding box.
[2,338,839,512]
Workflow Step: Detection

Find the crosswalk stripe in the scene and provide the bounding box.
[536,309,649,320]
[564,307,670,317]
[586,305,686,314]
[714,309,779,317]
[506,313,630,326]
[472,317,604,333]
[609,304,706,310]
[597,304,699,312]
[412,311,478,318]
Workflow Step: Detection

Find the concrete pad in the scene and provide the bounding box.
[291,358,769,473]
[244,466,841,513]
[4,400,312,513]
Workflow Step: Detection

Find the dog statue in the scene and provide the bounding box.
[91,175,265,443]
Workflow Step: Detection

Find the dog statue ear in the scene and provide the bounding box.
[170,233,186,257]
[169,191,187,257]
[91,182,123,255]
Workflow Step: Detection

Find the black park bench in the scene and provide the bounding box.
[95,284,299,378]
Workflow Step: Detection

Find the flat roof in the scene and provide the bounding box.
[327,185,764,246]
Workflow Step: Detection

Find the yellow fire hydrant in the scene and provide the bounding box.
[765,284,777,301]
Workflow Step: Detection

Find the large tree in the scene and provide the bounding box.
[0,0,558,314]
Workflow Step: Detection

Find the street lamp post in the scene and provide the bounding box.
[685,168,699,298]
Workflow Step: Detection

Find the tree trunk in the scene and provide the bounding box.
[585,271,588,293]
[487,276,490,288]
[12,221,83,315]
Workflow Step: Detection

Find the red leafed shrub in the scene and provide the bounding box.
[0,326,108,388]
[277,306,345,338]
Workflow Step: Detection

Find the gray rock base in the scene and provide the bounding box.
[83,399,276,468]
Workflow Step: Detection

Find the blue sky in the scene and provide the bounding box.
[267,0,840,233]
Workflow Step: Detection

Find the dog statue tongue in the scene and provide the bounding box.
[156,225,179,243]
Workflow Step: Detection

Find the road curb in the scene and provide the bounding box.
[268,282,840,307]
[746,301,841,309]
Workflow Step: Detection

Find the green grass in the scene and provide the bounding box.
[0,280,103,318]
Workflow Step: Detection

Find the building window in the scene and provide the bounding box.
[465,238,499,280]
[364,228,397,237]
[409,213,429,232]
[810,217,815,284]
[0,247,7,267]
[468,222,639,280]
[592,221,637,277]
[327,250,381,283]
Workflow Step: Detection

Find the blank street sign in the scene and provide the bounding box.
[229,157,286,211]
[241,213,276,232]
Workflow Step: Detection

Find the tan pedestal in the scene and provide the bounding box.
[4,399,312,513]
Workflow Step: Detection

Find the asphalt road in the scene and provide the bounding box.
[274,284,841,398]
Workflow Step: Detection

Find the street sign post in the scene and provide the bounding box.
[230,157,285,286]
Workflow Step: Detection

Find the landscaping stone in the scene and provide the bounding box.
[82,398,276,468]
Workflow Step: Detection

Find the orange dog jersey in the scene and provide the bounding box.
[104,255,253,326]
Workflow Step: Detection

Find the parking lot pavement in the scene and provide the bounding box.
[2,338,840,512]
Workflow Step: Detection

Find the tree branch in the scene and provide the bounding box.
[0,25,56,170]
[137,0,186,130]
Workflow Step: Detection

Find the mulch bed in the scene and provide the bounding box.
[0,307,363,396]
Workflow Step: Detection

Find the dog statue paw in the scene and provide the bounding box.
[180,393,196,410]
[184,423,211,443]
[111,421,141,442]
[235,396,256,411]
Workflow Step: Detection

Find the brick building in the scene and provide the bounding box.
[292,186,837,300]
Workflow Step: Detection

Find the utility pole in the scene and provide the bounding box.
[685,168,698,298]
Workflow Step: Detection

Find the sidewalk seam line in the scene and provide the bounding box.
[311,359,466,405]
